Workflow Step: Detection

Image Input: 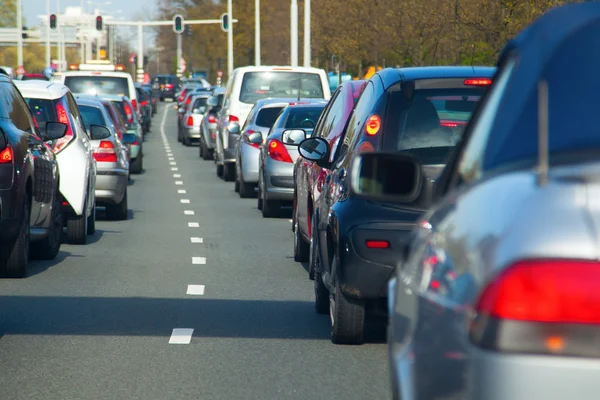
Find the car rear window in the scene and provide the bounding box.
[239,72,324,104]
[64,76,129,97]
[79,105,106,129]
[285,106,326,129]
[192,97,208,109]
[256,107,284,127]
[24,98,57,125]
[382,82,486,165]
[155,76,174,84]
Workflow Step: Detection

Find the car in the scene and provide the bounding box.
[135,85,152,134]
[387,4,600,399]
[257,102,327,217]
[21,73,48,81]
[152,74,180,101]
[297,66,495,344]
[15,80,98,245]
[179,93,211,146]
[215,65,332,183]
[292,80,367,269]
[59,68,140,116]
[199,87,225,161]
[234,99,299,198]
[0,74,69,276]
[75,98,129,220]
[141,84,158,115]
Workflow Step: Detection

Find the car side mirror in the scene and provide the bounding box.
[282,129,307,145]
[350,152,432,207]
[298,137,329,164]
[45,121,68,140]
[247,131,263,144]
[122,133,137,144]
[89,124,111,140]
[227,122,241,135]
[207,96,218,107]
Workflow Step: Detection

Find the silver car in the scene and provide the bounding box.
[258,102,327,217]
[199,87,225,161]
[180,93,211,146]
[76,98,129,220]
[235,99,300,198]
[387,5,600,400]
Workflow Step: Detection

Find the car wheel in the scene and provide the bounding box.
[67,202,88,245]
[293,215,309,262]
[239,177,255,198]
[216,164,224,178]
[177,128,182,142]
[0,196,30,278]
[261,189,280,218]
[234,179,240,193]
[203,146,213,161]
[130,156,143,174]
[330,261,366,345]
[106,189,128,221]
[314,270,329,314]
[223,163,235,182]
[308,213,319,280]
[87,204,96,235]
[199,139,205,158]
[183,134,190,147]
[257,183,263,210]
[31,192,63,260]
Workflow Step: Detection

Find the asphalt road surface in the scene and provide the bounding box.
[0,103,389,400]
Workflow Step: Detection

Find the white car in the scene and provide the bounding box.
[15,80,97,244]
[215,65,331,180]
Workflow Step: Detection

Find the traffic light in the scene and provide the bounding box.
[22,26,28,39]
[220,13,229,32]
[49,14,57,29]
[173,14,184,34]
[96,16,103,31]
[185,25,192,37]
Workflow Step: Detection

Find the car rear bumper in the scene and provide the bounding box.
[183,127,201,139]
[240,144,260,183]
[264,160,294,200]
[95,169,128,205]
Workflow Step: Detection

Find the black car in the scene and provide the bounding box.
[135,86,152,134]
[297,66,495,344]
[0,73,68,277]
[141,84,158,115]
[152,74,180,101]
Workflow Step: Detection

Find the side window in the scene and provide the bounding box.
[242,106,256,130]
[321,89,344,139]
[10,86,35,133]
[335,82,375,163]
[456,57,517,185]
[312,89,340,138]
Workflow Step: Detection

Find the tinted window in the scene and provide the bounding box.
[240,72,324,104]
[10,86,34,132]
[24,98,57,125]
[136,88,149,101]
[65,76,129,97]
[382,86,484,165]
[217,94,225,106]
[320,91,343,139]
[285,106,326,129]
[79,105,106,129]
[192,97,208,109]
[256,107,284,127]
[337,82,375,161]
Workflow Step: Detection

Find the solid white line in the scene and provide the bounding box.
[160,105,170,141]
[190,237,203,243]
[188,222,200,228]
[180,199,190,204]
[170,161,177,165]
[169,328,194,344]
[178,189,187,194]
[175,181,184,185]
[171,167,178,171]
[174,174,181,178]
[186,285,205,295]
[192,257,206,265]
[184,210,195,215]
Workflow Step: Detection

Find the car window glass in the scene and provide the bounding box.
[336,82,374,163]
[10,86,34,132]
[79,105,106,129]
[285,106,326,129]
[239,72,324,104]
[0,83,13,119]
[24,98,57,126]
[64,76,128,97]
[256,107,285,128]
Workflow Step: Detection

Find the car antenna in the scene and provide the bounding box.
[536,78,549,186]
[297,75,302,102]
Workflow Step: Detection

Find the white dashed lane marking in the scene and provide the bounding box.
[184,210,195,215]
[178,189,187,194]
[170,162,176,165]
[171,167,178,171]
[174,174,181,178]
[186,285,205,295]
[190,237,203,243]
[188,222,200,228]
[175,181,184,185]
[192,257,206,265]
[180,199,190,204]
[169,328,194,344]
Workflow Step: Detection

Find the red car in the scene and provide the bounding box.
[21,73,48,81]
[292,79,367,279]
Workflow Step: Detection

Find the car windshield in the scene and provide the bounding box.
[285,106,326,129]
[78,105,106,130]
[239,72,324,104]
[256,107,284,128]
[383,86,485,165]
[65,76,129,97]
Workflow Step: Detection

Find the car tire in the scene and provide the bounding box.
[308,213,319,280]
[314,271,329,314]
[67,204,88,245]
[261,190,280,218]
[203,146,213,161]
[223,163,235,182]
[87,205,96,235]
[293,216,309,262]
[216,164,224,178]
[0,196,30,278]
[199,139,205,158]
[106,189,128,221]
[130,156,143,174]
[234,179,240,193]
[183,134,190,147]
[177,128,182,142]
[330,265,366,345]
[31,192,63,261]
[257,183,263,210]
[239,179,255,198]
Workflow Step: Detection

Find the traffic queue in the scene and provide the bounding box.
[0,60,156,278]
[173,3,600,399]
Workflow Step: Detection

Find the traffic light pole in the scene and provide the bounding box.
[46,0,51,68]
[16,0,23,71]
[176,33,182,78]
[137,22,144,82]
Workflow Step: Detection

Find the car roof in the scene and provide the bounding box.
[285,102,328,109]
[74,97,107,109]
[14,79,69,99]
[376,66,497,91]
[232,65,326,74]
[62,71,133,78]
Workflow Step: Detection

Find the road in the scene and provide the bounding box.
[0,103,389,400]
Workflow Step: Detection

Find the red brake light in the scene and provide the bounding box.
[186,115,194,126]
[267,139,293,163]
[464,78,492,86]
[229,115,239,123]
[365,240,390,249]
[208,115,216,124]
[0,146,13,163]
[475,259,600,324]
[124,103,134,124]
[54,102,74,153]
[165,83,174,89]
[131,99,138,111]
[93,140,117,162]
[365,115,381,136]
[141,100,148,107]
[440,121,461,128]
[178,89,187,102]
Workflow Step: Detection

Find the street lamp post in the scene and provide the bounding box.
[303,0,310,67]
[227,0,234,75]
[290,0,298,67]
[255,0,260,66]
[17,0,23,71]
[46,0,51,67]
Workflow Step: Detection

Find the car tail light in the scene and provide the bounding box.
[267,139,293,163]
[186,115,194,127]
[243,129,260,149]
[124,102,134,124]
[178,89,187,102]
[131,99,138,111]
[0,146,13,164]
[464,78,492,86]
[165,83,174,89]
[365,115,381,136]
[440,121,460,128]
[53,102,74,153]
[141,100,148,107]
[208,115,217,124]
[212,133,216,139]
[93,140,117,162]
[470,259,600,357]
[365,240,390,249]
[229,115,239,124]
